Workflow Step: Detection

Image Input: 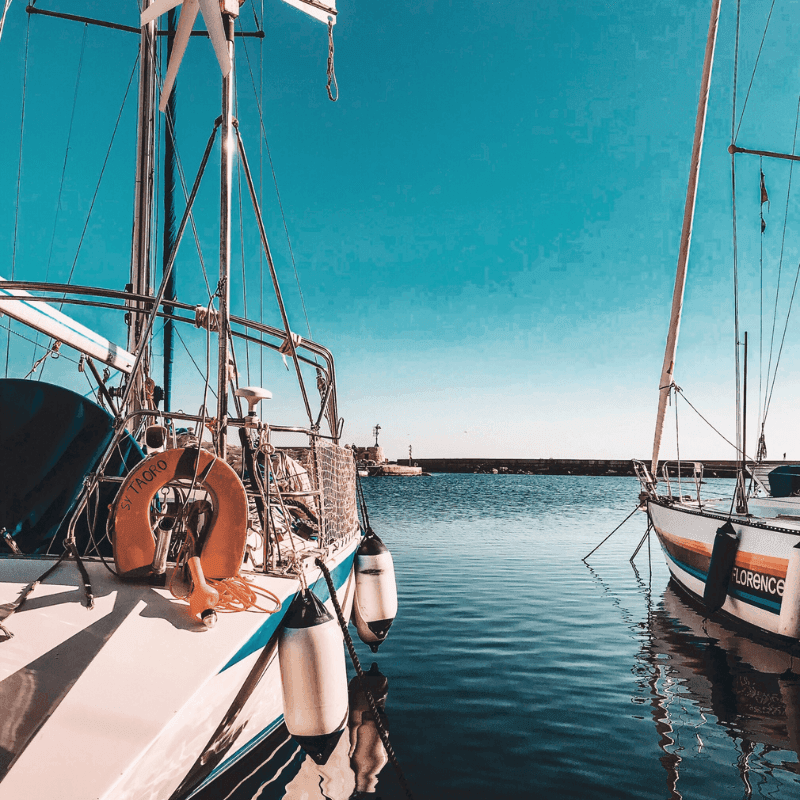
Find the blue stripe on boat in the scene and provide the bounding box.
[220,552,356,672]
[185,715,288,798]
[659,543,781,615]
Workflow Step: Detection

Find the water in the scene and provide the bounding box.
[214,474,800,799]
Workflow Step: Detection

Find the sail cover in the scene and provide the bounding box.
[280,0,336,25]
[0,379,142,553]
[0,277,135,374]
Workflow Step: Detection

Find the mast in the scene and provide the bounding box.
[163,7,178,412]
[650,0,721,477]
[127,0,158,416]
[216,1,239,459]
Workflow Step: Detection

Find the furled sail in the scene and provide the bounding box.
[0,277,135,373]
[280,0,337,25]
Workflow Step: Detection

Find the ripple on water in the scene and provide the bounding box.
[232,474,800,799]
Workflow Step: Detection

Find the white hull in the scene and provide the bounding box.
[649,497,800,639]
[0,537,358,800]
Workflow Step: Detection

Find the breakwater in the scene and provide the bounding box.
[407,458,787,477]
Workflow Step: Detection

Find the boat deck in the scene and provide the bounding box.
[0,534,358,800]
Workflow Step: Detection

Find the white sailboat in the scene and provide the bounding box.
[0,1,398,797]
[636,0,800,646]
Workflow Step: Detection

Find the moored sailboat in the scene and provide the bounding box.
[0,1,398,797]
[635,0,800,647]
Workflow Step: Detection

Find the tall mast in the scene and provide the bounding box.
[216,1,239,459]
[650,0,721,476]
[163,7,178,412]
[127,0,158,415]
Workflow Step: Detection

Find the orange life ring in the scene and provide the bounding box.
[110,447,248,580]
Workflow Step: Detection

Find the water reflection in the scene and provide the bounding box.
[641,581,800,799]
[188,662,394,800]
[283,663,391,799]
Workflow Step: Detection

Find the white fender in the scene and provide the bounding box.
[278,590,348,765]
[353,533,398,652]
[779,542,800,638]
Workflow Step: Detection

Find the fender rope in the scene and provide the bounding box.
[315,557,414,800]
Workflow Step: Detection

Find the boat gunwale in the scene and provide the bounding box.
[648,496,800,536]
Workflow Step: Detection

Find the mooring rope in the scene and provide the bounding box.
[582,505,641,562]
[0,542,93,641]
[314,558,414,800]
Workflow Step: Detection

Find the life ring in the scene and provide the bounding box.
[110,447,248,580]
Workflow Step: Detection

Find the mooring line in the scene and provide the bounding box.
[315,558,414,800]
[629,518,653,564]
[582,504,642,562]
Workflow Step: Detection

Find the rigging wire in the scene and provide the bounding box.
[38,52,140,385]
[734,0,776,139]
[762,254,800,425]
[44,23,88,285]
[6,11,30,378]
[37,23,88,379]
[146,31,213,301]
[0,320,79,366]
[238,20,316,346]
[759,156,764,429]
[174,326,218,400]
[232,85,251,384]
[259,4,264,387]
[674,387,682,498]
[674,384,746,458]
[731,0,742,470]
[762,96,800,425]
[63,54,140,292]
[236,151,252,384]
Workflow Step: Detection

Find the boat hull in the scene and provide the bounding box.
[649,499,800,640]
[0,537,359,800]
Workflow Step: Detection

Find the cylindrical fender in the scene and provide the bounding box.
[110,447,248,579]
[703,520,740,614]
[279,590,348,765]
[352,533,398,652]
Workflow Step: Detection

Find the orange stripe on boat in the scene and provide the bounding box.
[656,526,788,577]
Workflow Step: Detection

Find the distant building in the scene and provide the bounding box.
[354,445,386,465]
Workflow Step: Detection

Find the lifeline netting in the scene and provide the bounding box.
[277,440,358,547]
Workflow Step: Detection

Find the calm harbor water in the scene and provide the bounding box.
[212,474,800,799]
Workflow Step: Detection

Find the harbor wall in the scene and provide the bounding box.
[406,459,787,477]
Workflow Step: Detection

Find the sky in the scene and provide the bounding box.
[2,0,800,461]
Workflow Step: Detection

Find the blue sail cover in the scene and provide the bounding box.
[767,465,800,498]
[0,379,142,553]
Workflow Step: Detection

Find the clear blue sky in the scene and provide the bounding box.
[2,0,799,460]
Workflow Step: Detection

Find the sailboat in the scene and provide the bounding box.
[0,1,398,797]
[635,0,800,646]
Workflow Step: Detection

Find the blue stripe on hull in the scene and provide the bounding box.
[660,542,781,614]
[220,551,356,672]
[186,715,288,798]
